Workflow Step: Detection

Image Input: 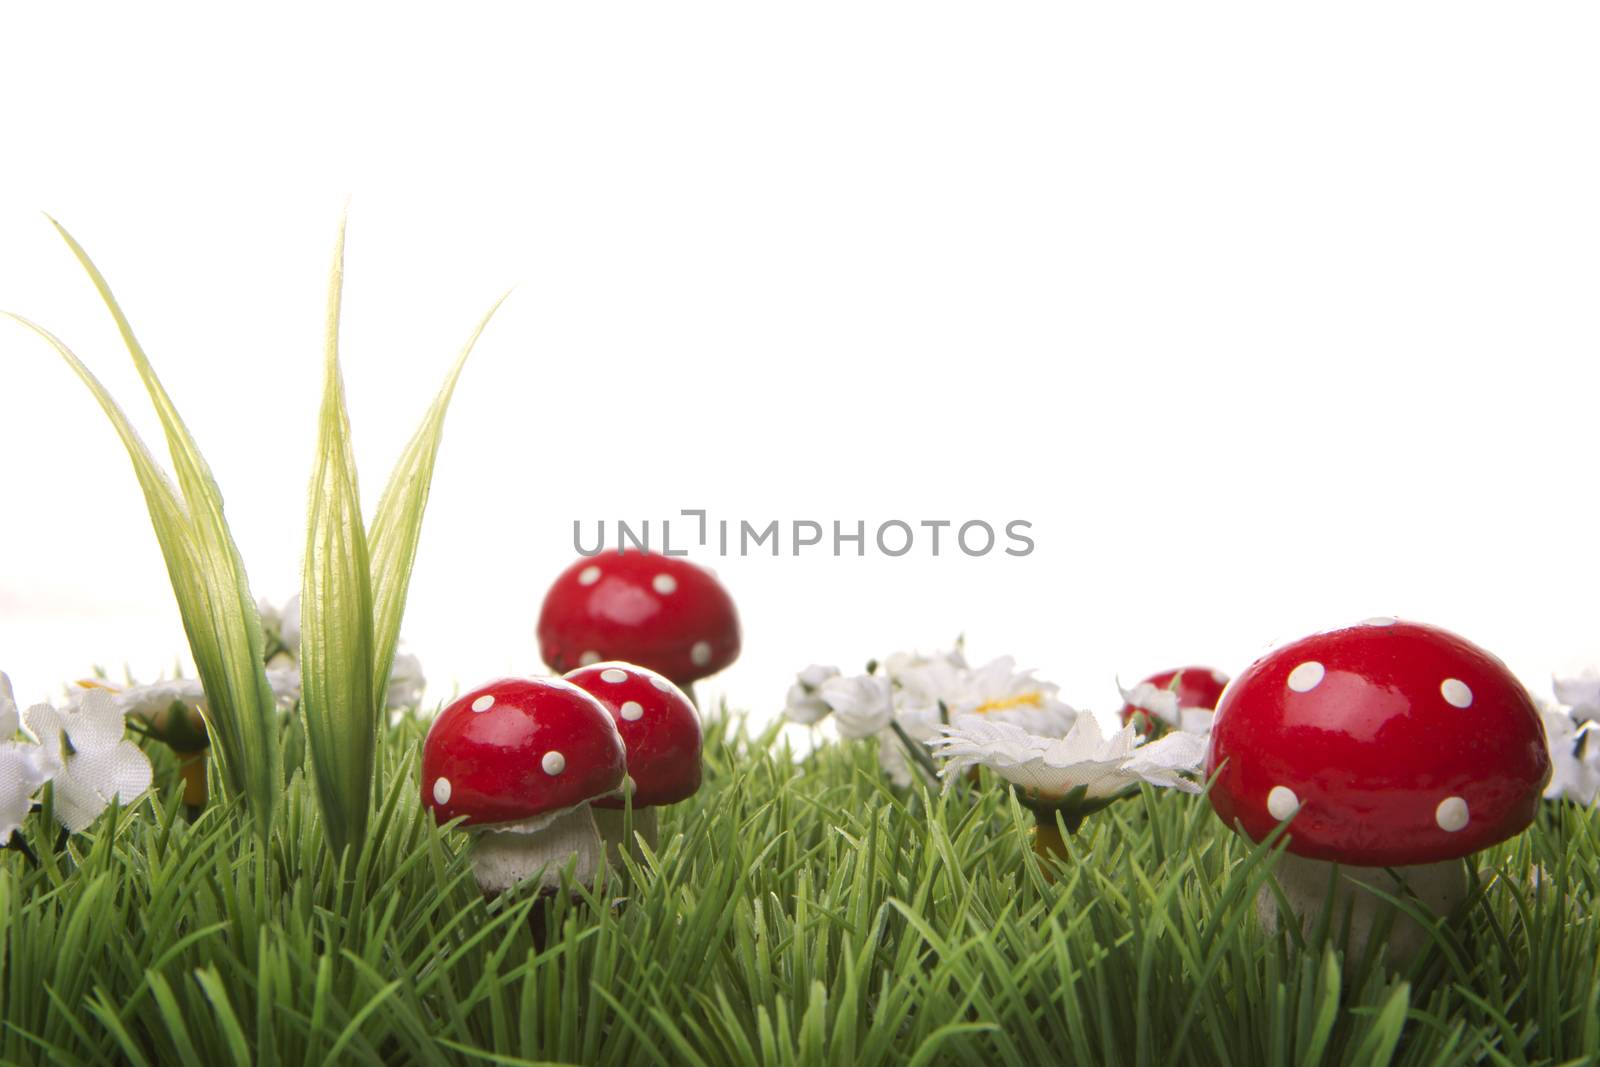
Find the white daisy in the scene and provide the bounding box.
[24,688,152,832]
[927,713,1207,802]
[935,656,1077,736]
[386,651,427,711]
[1117,679,1214,734]
[1553,669,1600,724]
[818,674,894,739]
[73,667,303,719]
[1541,709,1600,806]
[1,673,56,840]
[258,595,301,669]
[881,645,968,682]
[783,665,841,725]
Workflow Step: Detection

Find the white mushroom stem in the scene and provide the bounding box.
[469,805,607,895]
[591,805,659,868]
[1258,852,1467,967]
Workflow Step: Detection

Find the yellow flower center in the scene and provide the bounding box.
[972,690,1044,715]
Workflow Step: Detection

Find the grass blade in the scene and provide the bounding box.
[301,220,378,860]
[44,220,282,838]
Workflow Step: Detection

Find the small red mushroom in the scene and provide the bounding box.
[1118,665,1230,735]
[564,661,703,863]
[1207,618,1550,963]
[422,677,626,894]
[537,550,740,701]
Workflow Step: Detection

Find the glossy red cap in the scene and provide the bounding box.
[421,677,626,827]
[537,550,740,686]
[564,661,703,808]
[1206,619,1550,866]
[1119,665,1231,730]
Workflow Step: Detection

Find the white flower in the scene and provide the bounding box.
[258,595,301,668]
[934,656,1077,736]
[74,667,303,719]
[386,652,426,710]
[1542,709,1600,806]
[819,674,894,739]
[1118,679,1215,734]
[24,688,152,832]
[1553,669,1600,724]
[783,665,841,725]
[927,713,1207,801]
[882,645,969,683]
[892,657,969,717]
[1119,679,1180,727]
[1,673,56,840]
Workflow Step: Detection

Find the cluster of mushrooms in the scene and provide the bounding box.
[420,550,1557,968]
[420,550,739,895]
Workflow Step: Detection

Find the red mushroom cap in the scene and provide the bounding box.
[564,661,704,808]
[421,677,626,827]
[1206,618,1550,866]
[537,550,740,686]
[1119,665,1231,729]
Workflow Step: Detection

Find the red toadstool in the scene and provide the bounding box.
[1118,665,1230,735]
[537,549,740,701]
[1206,618,1550,963]
[422,677,626,895]
[564,661,703,863]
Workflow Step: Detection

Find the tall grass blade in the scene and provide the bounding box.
[6,314,280,847]
[300,220,378,860]
[366,291,508,708]
[48,221,283,839]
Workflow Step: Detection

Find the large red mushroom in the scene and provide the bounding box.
[422,677,626,895]
[565,661,703,864]
[1207,618,1549,964]
[537,550,740,702]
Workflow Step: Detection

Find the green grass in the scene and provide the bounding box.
[2,715,1597,1067]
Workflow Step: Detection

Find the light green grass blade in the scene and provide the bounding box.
[2,310,275,838]
[301,220,378,860]
[366,290,507,709]
[45,220,281,839]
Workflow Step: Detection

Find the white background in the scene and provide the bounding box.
[1,5,1597,726]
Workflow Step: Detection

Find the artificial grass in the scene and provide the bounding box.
[1,711,1597,1067]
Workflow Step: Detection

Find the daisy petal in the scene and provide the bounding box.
[0,673,18,737]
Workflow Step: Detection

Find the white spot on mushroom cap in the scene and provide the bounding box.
[471,694,495,713]
[620,700,644,721]
[1360,616,1398,627]
[652,573,678,595]
[648,674,673,692]
[579,650,602,667]
[578,565,601,586]
[1436,796,1469,832]
[433,777,452,805]
[600,668,629,684]
[1441,678,1473,709]
[1210,669,1229,686]
[542,751,566,775]
[1267,785,1300,820]
[691,641,713,667]
[1287,661,1325,693]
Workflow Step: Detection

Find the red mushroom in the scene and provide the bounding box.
[421,677,626,895]
[537,549,740,701]
[564,661,703,863]
[1118,665,1230,735]
[1207,618,1550,964]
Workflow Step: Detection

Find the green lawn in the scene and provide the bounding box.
[2,711,1597,1067]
